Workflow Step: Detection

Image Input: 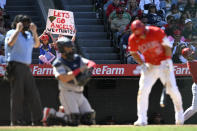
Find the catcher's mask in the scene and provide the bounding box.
[57,37,75,61]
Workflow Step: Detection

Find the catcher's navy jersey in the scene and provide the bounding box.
[60,55,81,71]
[53,54,89,92]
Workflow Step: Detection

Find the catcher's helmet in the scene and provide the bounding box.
[130,20,145,36]
[56,37,73,53]
[181,48,194,58]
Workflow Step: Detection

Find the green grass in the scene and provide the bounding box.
[0,125,197,131]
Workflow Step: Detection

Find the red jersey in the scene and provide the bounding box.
[187,60,197,83]
[128,26,169,65]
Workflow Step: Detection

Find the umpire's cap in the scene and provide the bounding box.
[56,37,73,53]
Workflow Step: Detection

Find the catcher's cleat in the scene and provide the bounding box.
[134,120,147,126]
[42,107,51,126]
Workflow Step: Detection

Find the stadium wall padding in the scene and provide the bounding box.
[0,78,195,125]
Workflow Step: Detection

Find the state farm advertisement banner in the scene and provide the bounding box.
[92,64,191,76]
[46,9,75,36]
[0,64,191,77]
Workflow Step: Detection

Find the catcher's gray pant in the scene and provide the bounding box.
[136,60,183,124]
[59,90,94,115]
[184,83,197,121]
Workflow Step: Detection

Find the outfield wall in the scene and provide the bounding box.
[0,77,195,125]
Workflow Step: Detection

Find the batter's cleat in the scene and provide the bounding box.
[176,117,184,125]
[134,120,147,126]
[176,120,184,125]
[175,112,184,125]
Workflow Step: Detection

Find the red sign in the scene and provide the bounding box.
[92,64,191,76]
[0,64,191,77]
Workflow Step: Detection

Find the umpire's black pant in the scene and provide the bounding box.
[10,61,42,124]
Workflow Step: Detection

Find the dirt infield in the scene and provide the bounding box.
[0,125,197,131]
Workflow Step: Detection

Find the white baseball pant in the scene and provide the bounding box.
[184,83,197,121]
[137,59,184,124]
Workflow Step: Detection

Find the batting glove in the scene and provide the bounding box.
[160,59,172,71]
[140,63,151,73]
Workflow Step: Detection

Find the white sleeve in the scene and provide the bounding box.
[53,65,66,78]
[5,30,13,46]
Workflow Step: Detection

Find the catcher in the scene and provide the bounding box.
[181,48,197,122]
[42,36,96,126]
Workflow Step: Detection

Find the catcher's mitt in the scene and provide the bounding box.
[75,67,93,86]
[181,48,194,58]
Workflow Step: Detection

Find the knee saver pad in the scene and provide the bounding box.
[81,111,96,125]
[68,113,80,126]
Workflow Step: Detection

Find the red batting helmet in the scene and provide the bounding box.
[40,34,49,41]
[181,48,194,58]
[130,20,145,36]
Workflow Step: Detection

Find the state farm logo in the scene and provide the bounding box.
[132,65,190,75]
[174,65,190,74]
[133,65,141,75]
[32,66,54,75]
[92,65,124,75]
[0,66,5,75]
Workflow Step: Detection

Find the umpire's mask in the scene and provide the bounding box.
[57,37,75,61]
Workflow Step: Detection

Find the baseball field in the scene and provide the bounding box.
[0,125,197,131]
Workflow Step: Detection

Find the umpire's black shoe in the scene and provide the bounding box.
[11,120,27,126]
[32,120,43,126]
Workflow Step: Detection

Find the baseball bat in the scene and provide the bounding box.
[160,87,167,108]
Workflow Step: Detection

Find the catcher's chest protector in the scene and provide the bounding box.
[60,56,81,71]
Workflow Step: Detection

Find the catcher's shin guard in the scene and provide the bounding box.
[80,111,96,125]
[68,113,81,126]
